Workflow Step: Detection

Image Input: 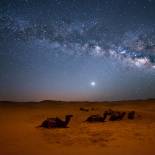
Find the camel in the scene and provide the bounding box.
[105,109,114,115]
[119,112,126,120]
[85,112,108,123]
[40,115,73,128]
[128,111,135,119]
[80,107,89,112]
[109,111,126,121]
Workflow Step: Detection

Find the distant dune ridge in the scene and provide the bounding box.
[0,98,155,104]
[0,99,155,155]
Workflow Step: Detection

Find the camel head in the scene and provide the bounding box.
[65,114,73,119]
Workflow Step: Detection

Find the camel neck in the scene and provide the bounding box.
[103,113,108,119]
[65,117,71,125]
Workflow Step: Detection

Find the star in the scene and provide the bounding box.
[90,81,96,87]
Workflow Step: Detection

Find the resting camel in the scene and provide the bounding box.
[109,111,126,121]
[128,111,135,119]
[85,111,108,122]
[80,107,89,112]
[39,115,73,128]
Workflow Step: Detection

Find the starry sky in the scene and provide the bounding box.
[0,0,155,101]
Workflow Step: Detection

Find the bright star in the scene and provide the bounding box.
[90,81,96,87]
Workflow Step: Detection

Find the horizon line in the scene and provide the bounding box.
[0,98,155,103]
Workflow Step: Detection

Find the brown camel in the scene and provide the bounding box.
[85,112,108,123]
[105,109,114,115]
[128,111,135,119]
[109,111,126,121]
[40,115,73,128]
[119,112,126,120]
[80,107,89,112]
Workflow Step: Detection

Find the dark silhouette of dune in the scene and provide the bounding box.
[0,98,155,104]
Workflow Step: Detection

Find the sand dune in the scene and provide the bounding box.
[0,100,155,155]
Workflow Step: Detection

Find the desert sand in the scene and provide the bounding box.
[0,100,155,155]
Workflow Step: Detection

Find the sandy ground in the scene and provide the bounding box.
[0,100,155,155]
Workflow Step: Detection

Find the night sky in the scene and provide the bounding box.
[0,0,155,101]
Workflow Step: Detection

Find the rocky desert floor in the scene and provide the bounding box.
[0,100,155,155]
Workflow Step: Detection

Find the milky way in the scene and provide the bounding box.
[0,0,155,101]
